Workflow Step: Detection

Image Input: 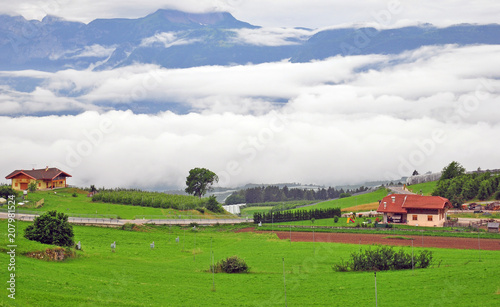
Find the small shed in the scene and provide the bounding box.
[487,222,499,233]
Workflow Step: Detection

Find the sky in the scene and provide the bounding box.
[1,1,499,190]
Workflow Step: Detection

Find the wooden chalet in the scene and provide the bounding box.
[5,167,72,191]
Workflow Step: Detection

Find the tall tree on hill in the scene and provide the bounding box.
[440,161,466,180]
[185,168,219,198]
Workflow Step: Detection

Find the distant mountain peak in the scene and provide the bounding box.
[41,15,65,24]
[145,9,256,28]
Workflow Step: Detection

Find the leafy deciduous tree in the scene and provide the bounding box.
[440,161,465,180]
[185,168,219,198]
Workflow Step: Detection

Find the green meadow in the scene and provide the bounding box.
[291,188,389,212]
[406,181,438,195]
[240,206,273,217]
[1,220,499,306]
[12,188,233,220]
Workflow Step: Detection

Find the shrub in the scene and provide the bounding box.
[415,250,433,268]
[0,185,19,199]
[495,190,500,200]
[333,246,433,272]
[72,193,78,197]
[334,216,339,223]
[189,222,199,228]
[121,223,137,231]
[206,195,223,213]
[28,182,37,192]
[213,256,249,273]
[24,211,74,247]
[195,207,205,214]
[332,259,349,272]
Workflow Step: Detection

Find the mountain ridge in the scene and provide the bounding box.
[0,9,499,71]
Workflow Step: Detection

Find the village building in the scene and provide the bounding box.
[5,167,72,191]
[377,194,452,227]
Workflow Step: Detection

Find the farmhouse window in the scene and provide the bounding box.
[427,215,433,221]
[412,215,417,221]
[15,183,18,187]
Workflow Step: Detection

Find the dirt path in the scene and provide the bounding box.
[236,228,500,251]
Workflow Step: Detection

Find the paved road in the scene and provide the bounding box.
[0,212,252,226]
[388,186,416,194]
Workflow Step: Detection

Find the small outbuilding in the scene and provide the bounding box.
[487,222,499,233]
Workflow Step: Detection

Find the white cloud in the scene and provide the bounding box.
[1,109,499,189]
[3,44,499,122]
[230,27,314,46]
[48,44,116,61]
[140,32,200,48]
[0,44,499,188]
[72,44,116,58]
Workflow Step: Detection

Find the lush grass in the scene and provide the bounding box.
[292,188,390,212]
[273,216,378,227]
[1,219,499,306]
[449,212,500,219]
[12,188,233,220]
[406,181,438,195]
[240,206,272,217]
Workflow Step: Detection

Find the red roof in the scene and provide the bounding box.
[377,194,451,213]
[5,167,72,180]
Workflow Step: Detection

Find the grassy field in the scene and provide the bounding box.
[341,202,379,212]
[406,181,438,195]
[292,188,390,212]
[1,220,499,306]
[11,188,233,220]
[240,206,272,217]
[449,212,500,219]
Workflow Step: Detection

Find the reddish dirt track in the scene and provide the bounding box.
[236,228,500,251]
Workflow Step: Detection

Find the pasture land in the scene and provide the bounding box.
[294,188,389,212]
[240,206,272,217]
[341,202,379,212]
[406,181,438,195]
[1,219,499,306]
[11,188,233,220]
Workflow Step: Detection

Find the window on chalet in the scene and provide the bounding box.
[427,215,433,221]
[412,215,417,221]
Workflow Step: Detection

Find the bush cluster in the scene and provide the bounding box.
[0,184,18,199]
[212,256,249,273]
[333,246,433,272]
[24,211,74,247]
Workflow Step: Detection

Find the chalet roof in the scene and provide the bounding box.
[5,167,72,180]
[377,194,451,214]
